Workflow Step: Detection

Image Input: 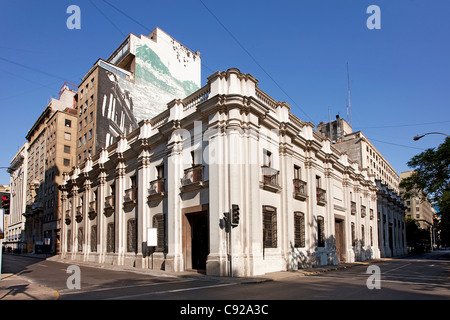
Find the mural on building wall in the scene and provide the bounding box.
[97,67,139,149]
[118,43,200,121]
[97,38,200,149]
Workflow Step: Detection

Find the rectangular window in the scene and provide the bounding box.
[63,158,70,167]
[263,149,272,167]
[294,212,305,248]
[263,206,277,248]
[317,216,325,247]
[65,119,72,127]
[294,165,301,179]
[64,132,71,141]
[64,145,70,154]
[153,214,166,252]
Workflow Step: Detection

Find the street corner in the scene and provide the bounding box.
[0,273,59,300]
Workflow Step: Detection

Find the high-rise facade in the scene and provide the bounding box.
[318,115,407,257]
[75,28,201,165]
[7,143,28,252]
[23,83,78,253]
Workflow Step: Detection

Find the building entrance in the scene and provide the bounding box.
[183,211,209,271]
[335,218,345,262]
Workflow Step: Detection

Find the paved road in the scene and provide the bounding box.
[2,250,449,303]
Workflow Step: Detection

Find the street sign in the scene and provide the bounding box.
[147,228,157,247]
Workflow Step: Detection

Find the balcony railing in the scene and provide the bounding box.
[124,187,137,207]
[293,179,307,201]
[88,200,97,219]
[104,195,114,214]
[88,200,96,213]
[316,188,327,206]
[261,166,281,193]
[75,206,83,222]
[181,165,205,191]
[148,178,165,200]
[351,201,357,215]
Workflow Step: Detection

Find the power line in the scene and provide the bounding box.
[99,0,215,75]
[88,0,126,37]
[355,120,450,130]
[367,137,426,151]
[198,0,315,123]
[101,0,152,33]
[0,56,68,82]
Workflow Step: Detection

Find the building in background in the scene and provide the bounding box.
[400,171,434,229]
[6,143,28,252]
[23,83,78,254]
[400,170,436,250]
[75,27,201,165]
[317,116,399,192]
[317,115,407,257]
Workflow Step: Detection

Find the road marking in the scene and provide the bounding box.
[382,263,412,274]
[105,282,237,300]
[58,279,196,296]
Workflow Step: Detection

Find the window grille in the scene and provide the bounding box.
[263,206,277,248]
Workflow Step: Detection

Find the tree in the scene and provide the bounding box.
[400,137,450,246]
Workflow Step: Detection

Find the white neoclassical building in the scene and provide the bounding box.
[60,68,381,277]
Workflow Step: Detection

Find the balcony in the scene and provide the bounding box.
[148,178,166,200]
[180,165,205,192]
[293,179,307,201]
[104,195,114,215]
[316,187,327,206]
[351,201,357,215]
[88,200,97,219]
[65,210,71,225]
[261,166,281,193]
[75,206,83,222]
[123,187,137,207]
[361,205,366,218]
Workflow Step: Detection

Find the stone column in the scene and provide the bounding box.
[165,120,184,272]
[97,169,106,263]
[136,141,151,268]
[115,155,126,265]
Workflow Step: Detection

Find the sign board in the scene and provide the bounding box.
[147,228,157,247]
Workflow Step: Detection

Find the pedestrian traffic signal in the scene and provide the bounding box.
[231,204,240,227]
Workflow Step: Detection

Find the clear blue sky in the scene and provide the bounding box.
[1,0,449,185]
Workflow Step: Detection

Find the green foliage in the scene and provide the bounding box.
[400,137,450,246]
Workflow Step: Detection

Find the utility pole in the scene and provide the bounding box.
[224,204,240,277]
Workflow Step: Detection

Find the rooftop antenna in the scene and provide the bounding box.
[346,62,352,127]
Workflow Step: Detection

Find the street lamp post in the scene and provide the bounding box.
[413,132,449,141]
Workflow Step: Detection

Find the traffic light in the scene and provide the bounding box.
[1,193,10,215]
[231,204,240,227]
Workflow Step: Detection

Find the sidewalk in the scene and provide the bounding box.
[0,253,375,300]
[0,272,59,300]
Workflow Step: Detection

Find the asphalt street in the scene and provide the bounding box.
[1,250,449,303]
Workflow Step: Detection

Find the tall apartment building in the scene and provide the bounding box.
[23,83,78,253]
[318,116,399,192]
[400,171,434,230]
[6,143,28,252]
[60,68,384,277]
[75,27,201,165]
[317,116,407,257]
